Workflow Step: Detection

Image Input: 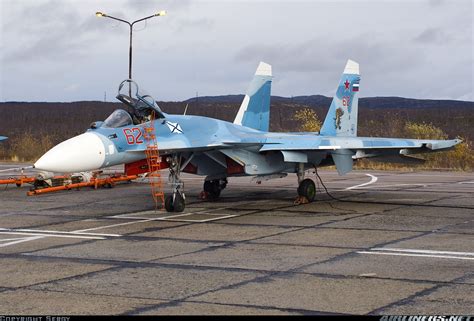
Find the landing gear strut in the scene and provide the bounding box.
[165,155,186,212]
[200,178,227,200]
[294,163,316,205]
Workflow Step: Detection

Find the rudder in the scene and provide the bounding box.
[233,62,272,132]
[320,59,360,137]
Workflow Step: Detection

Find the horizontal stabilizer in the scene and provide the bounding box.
[426,139,462,150]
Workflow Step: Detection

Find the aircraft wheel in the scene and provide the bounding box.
[204,180,221,199]
[297,178,316,202]
[165,195,174,212]
[173,192,186,212]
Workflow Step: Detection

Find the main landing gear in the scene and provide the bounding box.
[199,178,227,201]
[165,155,186,212]
[294,163,316,205]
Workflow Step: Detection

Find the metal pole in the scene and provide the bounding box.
[129,24,133,80]
[96,12,165,82]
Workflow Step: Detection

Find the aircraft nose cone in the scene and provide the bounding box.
[34,133,106,173]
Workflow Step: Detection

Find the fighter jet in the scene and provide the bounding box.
[0,136,7,141]
[34,60,461,212]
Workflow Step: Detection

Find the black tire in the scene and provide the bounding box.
[165,195,174,212]
[173,192,186,212]
[204,180,221,198]
[297,178,316,202]
[203,180,213,192]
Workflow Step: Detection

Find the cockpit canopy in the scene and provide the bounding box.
[116,79,165,119]
[103,109,133,128]
[98,80,165,128]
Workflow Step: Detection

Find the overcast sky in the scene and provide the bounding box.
[1,0,472,102]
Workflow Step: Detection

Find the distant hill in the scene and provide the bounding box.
[173,95,473,141]
[0,96,472,158]
[185,94,473,110]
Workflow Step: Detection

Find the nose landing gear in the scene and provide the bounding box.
[165,155,186,212]
[165,192,185,212]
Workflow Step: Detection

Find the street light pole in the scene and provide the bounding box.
[96,11,166,80]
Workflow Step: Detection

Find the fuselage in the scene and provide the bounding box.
[34,111,324,174]
[34,110,446,176]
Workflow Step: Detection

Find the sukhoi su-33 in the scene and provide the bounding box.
[34,60,461,212]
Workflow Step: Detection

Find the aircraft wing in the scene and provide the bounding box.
[125,141,266,156]
[259,136,462,175]
[259,136,461,152]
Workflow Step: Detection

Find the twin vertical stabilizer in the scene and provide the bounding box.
[320,59,360,137]
[233,62,272,132]
[234,60,359,137]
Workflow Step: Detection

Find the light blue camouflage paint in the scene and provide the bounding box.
[36,59,462,178]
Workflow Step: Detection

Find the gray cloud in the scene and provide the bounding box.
[234,34,424,77]
[1,0,472,102]
[124,0,192,13]
[2,1,117,64]
[413,28,453,44]
[428,0,446,6]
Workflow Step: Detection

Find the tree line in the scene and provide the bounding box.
[0,100,472,170]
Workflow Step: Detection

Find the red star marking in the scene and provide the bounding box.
[344,79,350,90]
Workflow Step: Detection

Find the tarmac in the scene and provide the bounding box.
[0,163,473,315]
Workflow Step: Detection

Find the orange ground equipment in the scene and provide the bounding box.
[0,176,36,187]
[27,173,138,196]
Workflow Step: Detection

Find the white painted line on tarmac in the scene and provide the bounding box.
[358,247,474,261]
[109,206,236,221]
[0,236,44,248]
[0,237,29,242]
[72,220,151,233]
[0,225,120,249]
[0,231,105,240]
[196,212,237,216]
[75,209,239,233]
[151,212,239,222]
[371,247,474,257]
[159,213,204,219]
[357,251,474,261]
[0,228,120,238]
[0,206,239,248]
[109,216,163,220]
[358,183,428,189]
[193,215,238,222]
[111,212,238,222]
[345,174,378,190]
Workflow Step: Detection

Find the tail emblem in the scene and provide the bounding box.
[344,79,350,90]
[335,108,344,130]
